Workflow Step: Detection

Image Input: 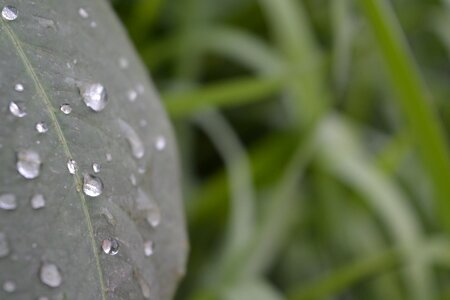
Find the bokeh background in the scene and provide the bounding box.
[112,0,450,299]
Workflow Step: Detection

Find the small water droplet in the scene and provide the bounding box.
[136,189,161,228]
[137,275,151,299]
[0,194,16,210]
[60,104,72,115]
[1,5,18,21]
[138,166,146,174]
[101,238,119,255]
[78,8,89,19]
[83,174,103,197]
[35,122,48,133]
[40,263,62,288]
[3,280,16,293]
[130,174,137,186]
[9,101,26,117]
[118,119,145,159]
[118,57,128,69]
[127,89,137,102]
[79,83,107,112]
[31,194,46,209]
[0,232,10,258]
[144,240,154,257]
[92,163,100,173]
[155,135,166,151]
[67,159,78,175]
[14,83,24,92]
[16,149,41,179]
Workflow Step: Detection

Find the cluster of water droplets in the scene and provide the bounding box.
[0,5,170,298]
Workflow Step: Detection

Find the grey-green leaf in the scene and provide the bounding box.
[0,1,187,299]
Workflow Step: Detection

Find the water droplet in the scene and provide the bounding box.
[78,8,89,19]
[67,159,78,175]
[9,101,26,117]
[101,238,119,255]
[106,153,112,162]
[14,83,24,92]
[3,280,16,293]
[130,174,137,186]
[40,263,62,288]
[31,194,46,209]
[0,194,16,210]
[155,135,166,151]
[118,57,128,69]
[16,149,41,179]
[83,174,103,197]
[136,189,161,228]
[79,83,107,112]
[1,5,18,21]
[0,232,10,258]
[35,122,48,133]
[92,163,100,173]
[137,275,151,299]
[144,240,154,257]
[127,89,137,102]
[118,119,144,159]
[60,104,72,115]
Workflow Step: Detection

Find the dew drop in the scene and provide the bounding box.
[1,5,18,21]
[0,194,16,210]
[83,174,103,197]
[14,83,24,92]
[136,189,161,228]
[78,7,89,19]
[155,135,166,151]
[60,104,72,115]
[101,238,119,255]
[0,232,10,258]
[67,159,78,175]
[31,194,46,210]
[79,83,107,112]
[127,89,138,102]
[40,263,62,288]
[16,149,41,179]
[118,119,145,159]
[3,280,16,293]
[130,174,137,186]
[144,240,154,257]
[9,101,26,117]
[35,122,48,133]
[106,153,112,162]
[92,163,100,173]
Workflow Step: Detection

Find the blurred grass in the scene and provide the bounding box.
[114,0,450,299]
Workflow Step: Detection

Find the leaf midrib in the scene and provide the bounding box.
[1,20,107,299]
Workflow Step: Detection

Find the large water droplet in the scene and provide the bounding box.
[136,189,161,228]
[16,149,41,179]
[31,194,46,210]
[79,83,107,112]
[60,104,72,115]
[40,263,62,288]
[3,280,16,293]
[101,238,119,255]
[9,101,26,117]
[83,174,103,197]
[1,6,18,21]
[0,232,10,258]
[14,83,24,92]
[118,119,144,159]
[155,135,166,151]
[78,7,89,19]
[144,240,154,257]
[35,122,48,133]
[67,159,78,175]
[0,194,16,210]
[92,163,100,173]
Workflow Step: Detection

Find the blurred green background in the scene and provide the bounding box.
[112,0,450,299]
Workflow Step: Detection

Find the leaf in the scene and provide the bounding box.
[0,1,187,299]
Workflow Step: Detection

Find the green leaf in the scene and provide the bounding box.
[0,1,187,299]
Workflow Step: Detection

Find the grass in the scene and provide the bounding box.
[114,0,450,299]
